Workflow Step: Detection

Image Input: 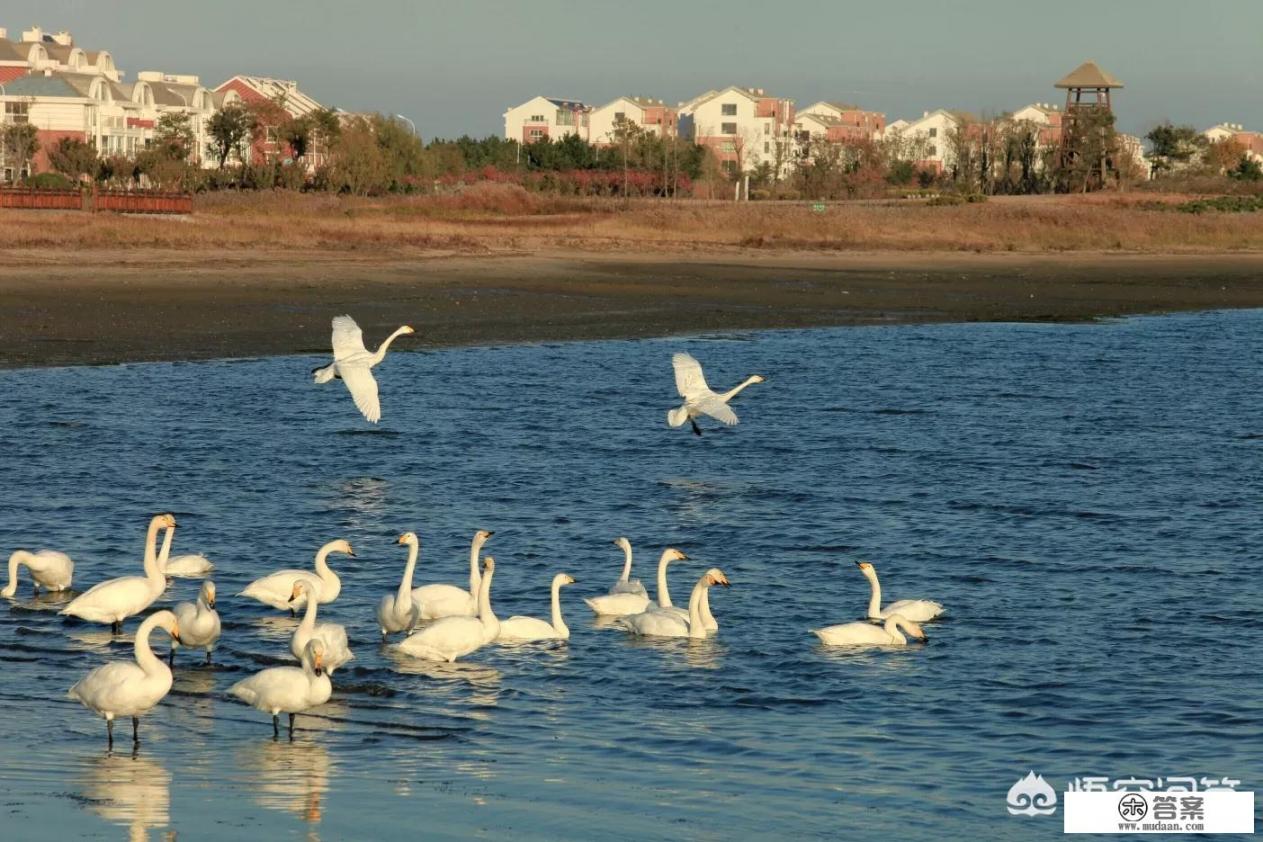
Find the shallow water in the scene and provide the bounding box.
[1,311,1261,840]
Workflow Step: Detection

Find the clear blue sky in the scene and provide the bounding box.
[8,0,1261,138]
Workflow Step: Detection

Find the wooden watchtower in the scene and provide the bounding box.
[1055,60,1124,189]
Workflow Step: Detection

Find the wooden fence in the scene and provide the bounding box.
[0,187,192,214]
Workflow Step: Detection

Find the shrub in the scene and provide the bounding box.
[26,172,74,189]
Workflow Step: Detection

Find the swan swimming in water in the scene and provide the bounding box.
[3,549,74,597]
[857,561,944,622]
[289,581,354,674]
[230,639,332,739]
[397,556,499,662]
[240,539,352,612]
[171,581,221,666]
[377,532,423,639]
[497,573,576,642]
[60,513,175,634]
[585,547,686,617]
[155,525,214,579]
[68,608,181,748]
[312,315,415,424]
[618,568,730,638]
[812,613,927,646]
[607,537,647,596]
[667,352,765,436]
[412,529,493,620]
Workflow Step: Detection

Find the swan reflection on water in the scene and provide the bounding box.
[3,589,76,612]
[240,738,334,829]
[619,634,726,670]
[79,752,171,842]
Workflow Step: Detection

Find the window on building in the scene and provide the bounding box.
[721,142,736,153]
[4,102,29,123]
[556,109,574,126]
[529,114,545,123]
[763,141,770,153]
[721,103,737,116]
[928,127,937,138]
[928,144,937,156]
[722,160,737,174]
[614,112,625,122]
[721,122,737,135]
[763,123,769,135]
[529,128,544,140]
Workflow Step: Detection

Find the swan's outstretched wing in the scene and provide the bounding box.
[331,316,368,361]
[696,397,739,426]
[339,363,381,423]
[672,353,711,400]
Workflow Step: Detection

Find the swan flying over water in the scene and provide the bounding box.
[667,352,764,436]
[312,315,414,424]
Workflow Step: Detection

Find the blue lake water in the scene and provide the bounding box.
[1,310,1261,840]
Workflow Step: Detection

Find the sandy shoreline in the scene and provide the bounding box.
[1,249,1262,368]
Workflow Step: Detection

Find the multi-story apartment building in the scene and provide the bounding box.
[883,109,964,173]
[503,96,591,144]
[588,96,677,146]
[1203,123,1263,162]
[678,86,795,175]
[796,101,885,141]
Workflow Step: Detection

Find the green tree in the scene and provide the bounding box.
[48,137,99,181]
[208,103,255,169]
[1055,108,1120,193]
[1145,123,1205,176]
[154,112,195,162]
[2,122,40,179]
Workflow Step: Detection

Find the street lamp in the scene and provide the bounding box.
[395,113,417,136]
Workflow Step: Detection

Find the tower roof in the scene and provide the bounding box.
[1055,61,1123,90]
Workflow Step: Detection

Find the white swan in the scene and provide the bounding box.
[155,525,214,578]
[619,568,730,638]
[3,549,74,597]
[60,513,175,634]
[667,352,765,436]
[68,608,181,748]
[170,581,221,666]
[812,613,927,646]
[289,581,354,674]
[607,537,647,596]
[585,547,686,617]
[312,315,414,424]
[230,639,332,739]
[698,583,719,633]
[498,573,576,642]
[377,532,423,639]
[412,529,493,620]
[857,561,944,622]
[240,539,352,612]
[397,556,499,662]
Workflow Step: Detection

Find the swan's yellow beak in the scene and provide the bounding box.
[313,652,324,676]
[171,622,181,643]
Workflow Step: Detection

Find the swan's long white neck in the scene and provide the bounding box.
[550,576,568,638]
[884,616,907,644]
[618,541,633,583]
[3,551,29,595]
[398,540,419,603]
[157,526,174,568]
[313,544,342,592]
[863,568,882,619]
[142,518,167,587]
[370,327,411,366]
[298,587,320,635]
[686,578,709,639]
[468,534,486,596]
[477,563,499,639]
[699,586,715,628]
[656,551,675,608]
[718,376,760,403]
[134,613,169,677]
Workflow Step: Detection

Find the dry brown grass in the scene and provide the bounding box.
[2,190,1261,255]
